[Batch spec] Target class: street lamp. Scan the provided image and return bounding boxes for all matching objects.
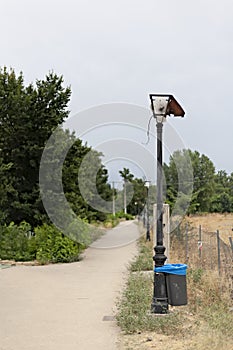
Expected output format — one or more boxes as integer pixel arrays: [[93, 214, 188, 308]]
[[145, 181, 151, 241], [150, 94, 185, 314], [134, 201, 138, 218]]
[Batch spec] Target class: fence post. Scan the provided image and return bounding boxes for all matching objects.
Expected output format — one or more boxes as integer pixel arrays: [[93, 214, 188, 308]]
[[198, 225, 202, 261], [177, 223, 181, 241], [209, 233, 213, 270], [185, 223, 189, 264], [229, 237, 233, 255], [216, 230, 221, 275]]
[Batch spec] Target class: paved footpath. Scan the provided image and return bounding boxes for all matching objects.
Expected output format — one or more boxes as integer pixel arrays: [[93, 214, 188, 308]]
[[0, 221, 140, 350]]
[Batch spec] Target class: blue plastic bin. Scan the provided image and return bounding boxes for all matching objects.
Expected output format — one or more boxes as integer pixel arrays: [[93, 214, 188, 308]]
[[154, 264, 188, 306]]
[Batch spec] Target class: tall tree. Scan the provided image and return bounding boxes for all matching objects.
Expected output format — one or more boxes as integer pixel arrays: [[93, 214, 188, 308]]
[[0, 68, 71, 226], [164, 149, 216, 214], [126, 178, 156, 217], [62, 137, 112, 222], [0, 67, 112, 226], [118, 169, 156, 216], [0, 159, 15, 222], [210, 170, 233, 212]]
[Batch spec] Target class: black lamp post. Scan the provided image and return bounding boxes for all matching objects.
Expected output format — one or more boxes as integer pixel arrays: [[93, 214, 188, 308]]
[[123, 179, 127, 214], [143, 207, 146, 227], [134, 201, 138, 218], [149, 94, 185, 314], [145, 181, 151, 241]]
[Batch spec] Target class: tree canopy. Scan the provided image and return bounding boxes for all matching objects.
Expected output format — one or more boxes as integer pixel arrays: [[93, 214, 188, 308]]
[[118, 168, 156, 216], [0, 67, 112, 227], [163, 149, 233, 214], [1, 67, 233, 232]]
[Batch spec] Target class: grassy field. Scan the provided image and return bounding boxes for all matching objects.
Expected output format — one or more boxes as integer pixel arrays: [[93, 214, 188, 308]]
[[186, 213, 233, 245], [117, 218, 233, 350]]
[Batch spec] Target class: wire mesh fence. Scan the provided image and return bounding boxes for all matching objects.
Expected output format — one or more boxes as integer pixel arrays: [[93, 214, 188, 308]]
[[170, 221, 233, 277]]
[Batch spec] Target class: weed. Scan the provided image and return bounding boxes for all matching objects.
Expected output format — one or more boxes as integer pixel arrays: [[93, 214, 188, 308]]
[[118, 218, 233, 349], [130, 239, 153, 272], [188, 268, 204, 284], [202, 303, 233, 336], [117, 231, 233, 342], [116, 272, 184, 335]]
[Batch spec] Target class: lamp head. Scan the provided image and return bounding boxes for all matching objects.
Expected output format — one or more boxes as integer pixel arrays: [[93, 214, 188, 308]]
[[144, 181, 150, 188], [149, 94, 185, 122]]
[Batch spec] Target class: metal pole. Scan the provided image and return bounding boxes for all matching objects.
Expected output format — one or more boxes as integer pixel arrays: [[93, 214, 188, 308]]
[[112, 182, 115, 216], [198, 225, 202, 260], [124, 180, 127, 214], [156, 122, 163, 246], [146, 186, 151, 241], [198, 225, 202, 268], [210, 233, 213, 270], [151, 121, 168, 314], [229, 236, 233, 254], [216, 230, 221, 275], [185, 223, 189, 264], [142, 205, 146, 227]]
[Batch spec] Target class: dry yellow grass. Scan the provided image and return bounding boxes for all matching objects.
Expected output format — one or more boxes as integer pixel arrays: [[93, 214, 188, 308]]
[[119, 329, 233, 350], [185, 213, 233, 245]]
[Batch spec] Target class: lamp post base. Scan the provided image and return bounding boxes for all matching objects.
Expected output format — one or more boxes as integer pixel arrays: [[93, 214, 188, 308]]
[[151, 299, 168, 314], [151, 272, 168, 314], [151, 245, 168, 314]]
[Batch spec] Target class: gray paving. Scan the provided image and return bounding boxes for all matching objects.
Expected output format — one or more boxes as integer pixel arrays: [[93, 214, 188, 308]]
[[0, 221, 140, 350]]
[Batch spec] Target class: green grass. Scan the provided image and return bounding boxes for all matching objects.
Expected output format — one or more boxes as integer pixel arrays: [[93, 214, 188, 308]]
[[129, 238, 153, 272], [116, 235, 233, 338], [116, 272, 183, 335]]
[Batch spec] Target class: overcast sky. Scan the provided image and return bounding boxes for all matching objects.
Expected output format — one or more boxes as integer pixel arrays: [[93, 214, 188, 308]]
[[1, 0, 233, 180]]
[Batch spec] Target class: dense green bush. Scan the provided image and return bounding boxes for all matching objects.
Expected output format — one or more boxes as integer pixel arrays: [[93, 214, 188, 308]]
[[0, 221, 36, 261], [34, 224, 82, 264], [0, 222, 83, 264]]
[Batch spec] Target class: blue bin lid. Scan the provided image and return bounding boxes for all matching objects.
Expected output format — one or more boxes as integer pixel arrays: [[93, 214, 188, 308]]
[[154, 263, 188, 275]]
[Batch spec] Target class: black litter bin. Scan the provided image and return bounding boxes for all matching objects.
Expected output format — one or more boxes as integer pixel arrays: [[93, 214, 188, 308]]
[[154, 264, 188, 306]]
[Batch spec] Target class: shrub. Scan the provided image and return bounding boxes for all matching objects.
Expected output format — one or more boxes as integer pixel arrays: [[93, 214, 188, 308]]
[[0, 222, 83, 264], [0, 221, 36, 261], [34, 224, 83, 264], [116, 211, 134, 220], [103, 214, 120, 228]]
